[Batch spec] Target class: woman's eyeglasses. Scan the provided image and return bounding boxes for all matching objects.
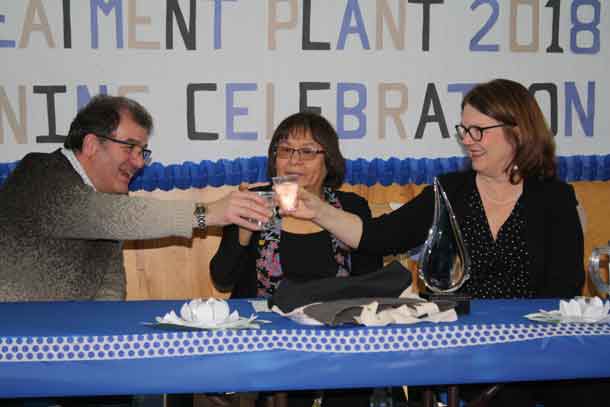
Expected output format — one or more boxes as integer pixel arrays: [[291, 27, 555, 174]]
[[275, 146, 324, 161], [95, 134, 152, 164], [455, 123, 514, 142]]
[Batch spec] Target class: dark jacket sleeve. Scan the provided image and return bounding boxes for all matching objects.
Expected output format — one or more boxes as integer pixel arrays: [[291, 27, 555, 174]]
[[336, 191, 383, 275], [209, 225, 257, 296], [537, 182, 585, 297], [358, 185, 436, 256]]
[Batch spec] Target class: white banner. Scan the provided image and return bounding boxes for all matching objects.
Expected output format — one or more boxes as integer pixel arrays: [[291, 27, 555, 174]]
[[1, 0, 608, 166]]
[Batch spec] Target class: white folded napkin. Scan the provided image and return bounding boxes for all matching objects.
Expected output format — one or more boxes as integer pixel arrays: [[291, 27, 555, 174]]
[[525, 296, 610, 324], [271, 303, 324, 326], [155, 298, 261, 329], [355, 301, 457, 326], [273, 298, 458, 326]]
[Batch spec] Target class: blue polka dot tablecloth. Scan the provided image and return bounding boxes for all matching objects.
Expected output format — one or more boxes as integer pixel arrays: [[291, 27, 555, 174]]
[[2, 322, 610, 363]]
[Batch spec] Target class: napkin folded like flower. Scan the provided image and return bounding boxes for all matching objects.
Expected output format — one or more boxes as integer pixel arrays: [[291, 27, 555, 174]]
[[559, 297, 610, 323], [155, 298, 260, 329], [525, 297, 610, 324]]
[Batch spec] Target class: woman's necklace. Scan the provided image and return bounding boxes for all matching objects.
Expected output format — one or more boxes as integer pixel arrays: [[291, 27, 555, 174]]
[[476, 177, 523, 205], [478, 189, 521, 205]]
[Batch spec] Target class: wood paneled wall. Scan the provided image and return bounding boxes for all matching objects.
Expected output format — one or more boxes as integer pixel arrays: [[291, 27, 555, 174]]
[[124, 186, 235, 300], [123, 182, 610, 300]]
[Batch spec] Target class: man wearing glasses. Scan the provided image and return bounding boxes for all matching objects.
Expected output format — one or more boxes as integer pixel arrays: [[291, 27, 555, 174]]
[[0, 94, 271, 302]]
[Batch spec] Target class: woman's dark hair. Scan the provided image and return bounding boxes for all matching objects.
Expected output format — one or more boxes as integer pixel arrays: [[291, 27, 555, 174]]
[[267, 111, 345, 189], [64, 95, 153, 151], [462, 79, 556, 183]]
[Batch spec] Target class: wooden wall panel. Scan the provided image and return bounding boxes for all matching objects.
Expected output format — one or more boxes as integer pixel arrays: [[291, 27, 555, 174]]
[[124, 186, 236, 300], [123, 182, 610, 300]]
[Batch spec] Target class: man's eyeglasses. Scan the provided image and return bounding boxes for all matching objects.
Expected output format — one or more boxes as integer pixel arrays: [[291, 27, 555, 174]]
[[275, 146, 324, 161], [455, 123, 514, 142], [95, 134, 152, 164]]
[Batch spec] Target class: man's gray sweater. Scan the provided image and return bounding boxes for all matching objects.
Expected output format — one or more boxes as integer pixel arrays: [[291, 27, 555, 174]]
[[0, 150, 195, 301]]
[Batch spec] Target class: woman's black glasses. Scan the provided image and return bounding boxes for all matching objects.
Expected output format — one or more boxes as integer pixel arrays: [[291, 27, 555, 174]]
[[455, 123, 514, 142]]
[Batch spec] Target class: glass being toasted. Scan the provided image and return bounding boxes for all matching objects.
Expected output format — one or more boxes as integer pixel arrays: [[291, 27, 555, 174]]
[[272, 174, 299, 212], [250, 190, 278, 229]]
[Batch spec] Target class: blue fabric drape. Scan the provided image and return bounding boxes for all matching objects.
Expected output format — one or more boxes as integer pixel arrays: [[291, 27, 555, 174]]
[[1, 155, 609, 191]]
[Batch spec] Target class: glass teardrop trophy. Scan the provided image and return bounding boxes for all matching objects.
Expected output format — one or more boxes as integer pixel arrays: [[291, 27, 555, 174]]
[[418, 178, 472, 313]]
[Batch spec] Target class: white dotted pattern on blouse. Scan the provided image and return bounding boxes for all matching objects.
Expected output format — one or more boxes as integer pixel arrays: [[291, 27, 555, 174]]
[[461, 189, 534, 299]]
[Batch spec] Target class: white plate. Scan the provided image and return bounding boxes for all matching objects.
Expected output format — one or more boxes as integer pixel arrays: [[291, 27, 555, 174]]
[[525, 310, 610, 324], [147, 315, 265, 330]]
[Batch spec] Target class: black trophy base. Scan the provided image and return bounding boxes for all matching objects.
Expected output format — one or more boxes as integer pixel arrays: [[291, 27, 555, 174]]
[[422, 291, 471, 315]]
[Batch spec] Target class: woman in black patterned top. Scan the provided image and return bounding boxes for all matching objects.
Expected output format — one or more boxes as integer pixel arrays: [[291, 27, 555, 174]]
[[289, 79, 592, 407], [292, 79, 584, 301]]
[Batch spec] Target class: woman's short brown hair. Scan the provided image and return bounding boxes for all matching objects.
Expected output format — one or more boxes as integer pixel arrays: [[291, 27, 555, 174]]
[[267, 112, 345, 189], [462, 79, 556, 183]]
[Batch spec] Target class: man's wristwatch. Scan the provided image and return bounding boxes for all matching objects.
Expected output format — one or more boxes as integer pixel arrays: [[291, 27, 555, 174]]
[[194, 202, 207, 231]]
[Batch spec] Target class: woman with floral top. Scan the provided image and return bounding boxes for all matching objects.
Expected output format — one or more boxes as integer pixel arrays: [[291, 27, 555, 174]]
[[210, 111, 382, 300], [210, 111, 383, 407]]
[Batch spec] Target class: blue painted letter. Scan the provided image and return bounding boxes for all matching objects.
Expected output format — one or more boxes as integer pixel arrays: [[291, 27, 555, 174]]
[[77, 85, 108, 110], [0, 14, 16, 48], [90, 0, 124, 49], [337, 82, 367, 139], [565, 81, 595, 137], [214, 0, 237, 49], [337, 0, 370, 50], [226, 83, 258, 140]]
